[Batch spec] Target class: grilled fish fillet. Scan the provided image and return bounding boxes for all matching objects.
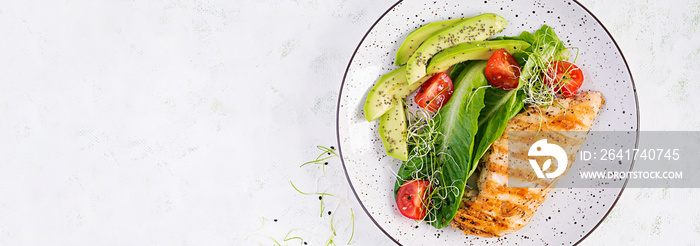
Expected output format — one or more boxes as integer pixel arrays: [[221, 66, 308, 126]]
[[450, 91, 605, 237]]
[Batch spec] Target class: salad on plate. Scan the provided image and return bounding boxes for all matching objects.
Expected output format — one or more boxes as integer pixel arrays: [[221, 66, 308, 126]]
[[362, 13, 603, 237]]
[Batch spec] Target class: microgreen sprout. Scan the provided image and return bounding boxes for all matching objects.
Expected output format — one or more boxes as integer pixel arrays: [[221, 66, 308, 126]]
[[348, 208, 355, 245], [268, 237, 283, 246], [259, 216, 269, 229], [290, 181, 336, 197], [325, 237, 337, 246], [300, 146, 340, 175], [330, 212, 337, 236], [290, 181, 336, 217], [283, 230, 305, 246], [401, 108, 461, 224], [276, 146, 353, 245], [518, 26, 578, 108]]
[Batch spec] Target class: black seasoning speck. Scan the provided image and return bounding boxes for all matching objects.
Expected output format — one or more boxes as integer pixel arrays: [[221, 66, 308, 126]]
[[324, 162, 328, 165], [318, 196, 322, 200], [328, 211, 332, 215], [330, 146, 335, 150], [304, 242, 308, 245], [274, 219, 278, 222]]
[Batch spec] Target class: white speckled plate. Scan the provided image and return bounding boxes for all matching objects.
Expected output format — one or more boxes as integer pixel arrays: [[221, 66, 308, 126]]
[[336, 0, 639, 245]]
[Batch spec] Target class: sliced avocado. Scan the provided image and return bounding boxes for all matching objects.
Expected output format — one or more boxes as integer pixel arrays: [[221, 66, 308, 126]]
[[426, 40, 531, 75], [379, 100, 408, 161], [363, 66, 423, 122], [394, 73, 427, 98], [363, 67, 406, 122], [395, 18, 467, 66], [405, 13, 507, 85]]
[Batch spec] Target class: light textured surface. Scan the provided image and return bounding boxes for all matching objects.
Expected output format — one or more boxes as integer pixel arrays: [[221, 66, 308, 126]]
[[0, 0, 697, 245]]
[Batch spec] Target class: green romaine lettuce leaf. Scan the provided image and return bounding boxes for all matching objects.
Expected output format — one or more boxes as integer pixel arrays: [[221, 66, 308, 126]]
[[430, 61, 488, 228], [470, 88, 525, 175], [449, 62, 467, 81], [469, 25, 564, 175], [395, 61, 488, 228]]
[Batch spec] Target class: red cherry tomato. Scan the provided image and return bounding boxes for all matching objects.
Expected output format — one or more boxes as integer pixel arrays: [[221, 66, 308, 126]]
[[484, 48, 521, 90], [414, 72, 453, 111], [543, 61, 584, 97], [396, 180, 431, 220]]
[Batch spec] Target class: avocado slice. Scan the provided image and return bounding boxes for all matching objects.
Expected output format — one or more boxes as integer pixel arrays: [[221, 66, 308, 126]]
[[405, 13, 507, 85], [395, 18, 467, 66], [363, 66, 423, 122], [426, 40, 531, 75], [379, 100, 408, 161]]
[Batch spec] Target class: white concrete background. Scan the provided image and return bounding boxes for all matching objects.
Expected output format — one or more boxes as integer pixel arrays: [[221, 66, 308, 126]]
[[0, 0, 699, 245]]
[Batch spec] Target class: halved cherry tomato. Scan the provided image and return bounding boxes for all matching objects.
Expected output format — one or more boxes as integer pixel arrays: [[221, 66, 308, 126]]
[[484, 48, 521, 90], [415, 72, 453, 111], [396, 180, 431, 220], [543, 61, 584, 97]]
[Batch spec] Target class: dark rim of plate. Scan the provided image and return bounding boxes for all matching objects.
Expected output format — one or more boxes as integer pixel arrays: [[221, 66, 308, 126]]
[[335, 1, 640, 245]]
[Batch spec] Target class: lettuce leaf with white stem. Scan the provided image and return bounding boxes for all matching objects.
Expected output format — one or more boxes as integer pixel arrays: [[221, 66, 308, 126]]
[[470, 88, 525, 175], [395, 61, 488, 228], [469, 25, 567, 174], [429, 61, 488, 228]]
